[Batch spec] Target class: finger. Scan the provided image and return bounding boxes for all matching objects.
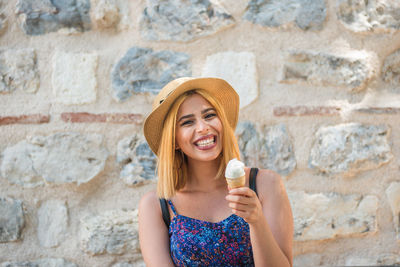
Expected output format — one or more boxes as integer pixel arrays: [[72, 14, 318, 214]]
[[229, 187, 256, 197], [228, 202, 249, 212], [232, 209, 250, 221], [225, 194, 253, 205]]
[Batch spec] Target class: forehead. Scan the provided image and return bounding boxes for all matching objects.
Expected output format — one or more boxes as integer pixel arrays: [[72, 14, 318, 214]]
[[177, 93, 213, 115]]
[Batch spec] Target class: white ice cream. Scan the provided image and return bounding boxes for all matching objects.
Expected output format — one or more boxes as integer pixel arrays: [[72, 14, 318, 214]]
[[225, 158, 245, 178]]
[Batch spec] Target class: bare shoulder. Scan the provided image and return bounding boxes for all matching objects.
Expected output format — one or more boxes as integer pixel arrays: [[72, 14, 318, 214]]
[[256, 169, 288, 203], [139, 190, 160, 214]]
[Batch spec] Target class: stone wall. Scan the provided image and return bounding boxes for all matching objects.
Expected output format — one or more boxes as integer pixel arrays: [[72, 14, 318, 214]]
[[0, 0, 399, 266]]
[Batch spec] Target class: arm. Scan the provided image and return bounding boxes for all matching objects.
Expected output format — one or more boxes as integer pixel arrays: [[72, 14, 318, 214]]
[[138, 191, 175, 267], [225, 169, 293, 267]]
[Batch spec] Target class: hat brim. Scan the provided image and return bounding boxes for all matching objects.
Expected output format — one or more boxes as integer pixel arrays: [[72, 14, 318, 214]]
[[144, 77, 239, 155]]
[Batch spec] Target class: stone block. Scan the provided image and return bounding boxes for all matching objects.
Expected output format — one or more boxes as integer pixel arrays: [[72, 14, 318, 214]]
[[37, 200, 68, 248], [386, 182, 400, 241], [244, 0, 326, 30], [139, 0, 235, 42], [0, 197, 24, 242], [289, 191, 378, 241], [309, 123, 393, 176], [281, 50, 377, 92], [382, 49, 400, 85], [16, 0, 91, 35], [80, 209, 139, 255], [1, 258, 77, 267], [90, 0, 120, 29], [202, 51, 258, 109], [345, 254, 400, 266], [52, 51, 98, 105], [0, 49, 39, 94], [111, 47, 191, 101], [116, 134, 157, 186], [236, 121, 296, 176], [1, 132, 108, 187], [273, 106, 340, 116], [61, 112, 142, 124], [337, 0, 400, 33]]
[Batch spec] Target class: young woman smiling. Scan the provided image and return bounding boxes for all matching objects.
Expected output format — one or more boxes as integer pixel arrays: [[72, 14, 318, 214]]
[[139, 77, 293, 267]]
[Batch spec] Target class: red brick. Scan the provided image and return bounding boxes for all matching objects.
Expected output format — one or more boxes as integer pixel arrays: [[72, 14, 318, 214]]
[[61, 112, 143, 124], [0, 114, 50, 125], [274, 106, 341, 116]]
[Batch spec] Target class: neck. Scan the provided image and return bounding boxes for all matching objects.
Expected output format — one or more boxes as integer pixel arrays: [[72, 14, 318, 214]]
[[184, 156, 225, 192]]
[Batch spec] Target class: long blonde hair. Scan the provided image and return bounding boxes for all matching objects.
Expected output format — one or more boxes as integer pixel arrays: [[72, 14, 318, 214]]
[[157, 89, 240, 199]]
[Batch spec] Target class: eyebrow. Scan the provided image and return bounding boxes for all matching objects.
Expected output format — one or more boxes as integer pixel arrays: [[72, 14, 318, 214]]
[[178, 108, 216, 122]]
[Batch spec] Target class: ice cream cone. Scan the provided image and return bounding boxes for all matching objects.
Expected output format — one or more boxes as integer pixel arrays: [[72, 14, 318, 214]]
[[226, 175, 246, 189]]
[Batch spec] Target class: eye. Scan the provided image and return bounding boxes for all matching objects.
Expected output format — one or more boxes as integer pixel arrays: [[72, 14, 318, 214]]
[[205, 113, 217, 119], [180, 120, 193, 126]]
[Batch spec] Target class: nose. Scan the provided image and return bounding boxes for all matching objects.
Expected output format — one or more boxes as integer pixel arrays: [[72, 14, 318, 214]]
[[196, 119, 209, 133]]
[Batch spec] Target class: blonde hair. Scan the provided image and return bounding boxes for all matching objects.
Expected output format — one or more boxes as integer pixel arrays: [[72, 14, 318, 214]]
[[157, 89, 240, 199]]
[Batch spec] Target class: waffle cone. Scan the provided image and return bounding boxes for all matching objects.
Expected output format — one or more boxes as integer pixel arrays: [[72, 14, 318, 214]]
[[226, 175, 246, 188]]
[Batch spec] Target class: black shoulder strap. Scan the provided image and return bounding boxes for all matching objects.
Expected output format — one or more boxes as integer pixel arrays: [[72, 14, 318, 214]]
[[249, 168, 259, 197], [159, 198, 170, 228]]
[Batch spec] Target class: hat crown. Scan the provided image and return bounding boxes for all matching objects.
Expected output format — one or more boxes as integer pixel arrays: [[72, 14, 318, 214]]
[[153, 77, 193, 110]]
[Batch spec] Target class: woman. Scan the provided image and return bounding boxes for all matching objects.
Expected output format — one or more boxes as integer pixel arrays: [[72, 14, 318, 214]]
[[139, 77, 293, 266]]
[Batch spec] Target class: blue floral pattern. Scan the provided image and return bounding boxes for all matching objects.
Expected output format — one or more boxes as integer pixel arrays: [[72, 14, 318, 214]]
[[168, 200, 254, 266]]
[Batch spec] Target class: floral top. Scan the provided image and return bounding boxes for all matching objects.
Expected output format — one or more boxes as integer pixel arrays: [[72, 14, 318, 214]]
[[168, 200, 254, 266]]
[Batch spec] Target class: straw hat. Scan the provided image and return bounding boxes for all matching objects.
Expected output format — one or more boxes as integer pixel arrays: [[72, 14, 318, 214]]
[[144, 77, 239, 155]]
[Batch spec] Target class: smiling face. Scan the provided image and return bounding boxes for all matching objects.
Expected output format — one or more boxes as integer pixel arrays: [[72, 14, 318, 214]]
[[175, 93, 223, 164]]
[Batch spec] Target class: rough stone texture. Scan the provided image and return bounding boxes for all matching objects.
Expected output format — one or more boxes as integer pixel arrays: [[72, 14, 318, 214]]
[[0, 2, 7, 36], [80, 209, 139, 255], [273, 106, 341, 116], [15, 0, 91, 35], [1, 132, 108, 187], [337, 0, 400, 33], [382, 49, 400, 85], [345, 254, 400, 266], [37, 200, 68, 248], [139, 0, 235, 42], [244, 0, 326, 30], [202, 51, 258, 108], [52, 51, 98, 105], [385, 182, 400, 240], [309, 123, 393, 176], [235, 122, 296, 176], [236, 121, 261, 168], [0, 197, 24, 243], [289, 191, 378, 241], [0, 49, 39, 94], [111, 263, 134, 267], [116, 134, 157, 186], [111, 47, 191, 101], [90, 0, 120, 29], [1, 258, 77, 267], [260, 124, 296, 176], [281, 50, 377, 92]]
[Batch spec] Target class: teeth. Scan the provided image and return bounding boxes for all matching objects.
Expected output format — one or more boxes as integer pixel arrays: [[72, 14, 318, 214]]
[[196, 137, 214, 146]]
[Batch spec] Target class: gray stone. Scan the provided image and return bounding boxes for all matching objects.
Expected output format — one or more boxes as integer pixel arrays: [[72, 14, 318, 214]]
[[236, 121, 261, 168], [345, 254, 400, 266], [80, 209, 139, 255], [236, 122, 296, 176], [116, 134, 157, 186], [309, 123, 393, 176], [0, 197, 24, 242], [289, 191, 378, 241], [111, 263, 134, 267], [139, 0, 235, 42], [111, 47, 191, 101], [1, 132, 108, 187], [260, 124, 296, 176], [37, 200, 68, 248], [16, 0, 91, 35], [1, 258, 77, 267], [0, 49, 39, 94], [382, 49, 400, 85], [337, 0, 400, 33], [244, 0, 326, 30], [0, 2, 7, 36], [281, 50, 376, 92]]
